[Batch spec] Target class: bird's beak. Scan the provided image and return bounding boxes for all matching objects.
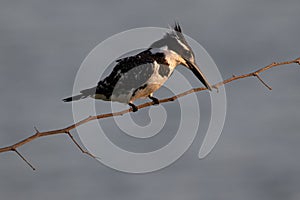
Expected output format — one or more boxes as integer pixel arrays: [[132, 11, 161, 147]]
[[183, 59, 212, 91]]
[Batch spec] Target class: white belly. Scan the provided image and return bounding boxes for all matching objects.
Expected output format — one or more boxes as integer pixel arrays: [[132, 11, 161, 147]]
[[104, 61, 175, 104], [110, 89, 135, 103]]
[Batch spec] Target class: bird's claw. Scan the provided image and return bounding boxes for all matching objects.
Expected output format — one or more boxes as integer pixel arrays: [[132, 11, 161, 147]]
[[149, 96, 159, 105], [129, 103, 138, 112]]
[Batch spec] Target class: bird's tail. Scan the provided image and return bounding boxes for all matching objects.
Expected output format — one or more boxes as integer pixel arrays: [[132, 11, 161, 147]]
[[63, 87, 96, 102], [62, 94, 88, 102]]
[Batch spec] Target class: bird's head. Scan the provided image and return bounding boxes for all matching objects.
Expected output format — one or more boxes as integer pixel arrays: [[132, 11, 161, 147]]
[[150, 22, 212, 91]]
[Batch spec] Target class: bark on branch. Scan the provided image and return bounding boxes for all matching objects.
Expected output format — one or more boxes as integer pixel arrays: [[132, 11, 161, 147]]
[[0, 57, 299, 170]]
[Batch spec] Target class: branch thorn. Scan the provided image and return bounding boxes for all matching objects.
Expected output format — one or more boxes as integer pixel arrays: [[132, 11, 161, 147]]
[[65, 131, 98, 159], [12, 148, 35, 170], [34, 126, 40, 134], [254, 73, 272, 90]]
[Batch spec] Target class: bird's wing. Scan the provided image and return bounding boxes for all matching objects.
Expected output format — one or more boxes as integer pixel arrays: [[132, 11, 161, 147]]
[[112, 62, 155, 96], [95, 49, 167, 99]]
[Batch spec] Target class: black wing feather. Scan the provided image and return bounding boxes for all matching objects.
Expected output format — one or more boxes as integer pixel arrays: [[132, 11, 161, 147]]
[[96, 49, 168, 99]]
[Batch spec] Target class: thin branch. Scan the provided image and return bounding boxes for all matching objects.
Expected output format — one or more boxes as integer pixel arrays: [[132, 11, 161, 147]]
[[12, 148, 35, 170], [0, 57, 299, 170], [65, 131, 97, 159], [253, 73, 272, 90]]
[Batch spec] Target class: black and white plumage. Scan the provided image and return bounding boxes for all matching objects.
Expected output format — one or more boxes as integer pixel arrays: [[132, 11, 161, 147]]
[[63, 23, 212, 112]]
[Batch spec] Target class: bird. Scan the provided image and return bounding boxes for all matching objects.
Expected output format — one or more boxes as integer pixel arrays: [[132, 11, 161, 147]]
[[63, 22, 212, 112]]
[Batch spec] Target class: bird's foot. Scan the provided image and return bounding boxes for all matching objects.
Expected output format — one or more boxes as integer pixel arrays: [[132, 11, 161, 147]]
[[129, 103, 138, 112], [148, 96, 159, 105]]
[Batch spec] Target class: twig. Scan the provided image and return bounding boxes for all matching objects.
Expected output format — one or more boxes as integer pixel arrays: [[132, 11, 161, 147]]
[[253, 73, 272, 90], [0, 57, 299, 170], [65, 131, 97, 159], [12, 148, 35, 170]]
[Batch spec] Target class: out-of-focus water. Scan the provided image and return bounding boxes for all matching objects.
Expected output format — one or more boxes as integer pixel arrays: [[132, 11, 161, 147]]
[[0, 0, 300, 199]]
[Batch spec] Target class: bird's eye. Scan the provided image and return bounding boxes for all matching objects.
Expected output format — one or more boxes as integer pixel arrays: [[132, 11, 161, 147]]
[[183, 50, 191, 59]]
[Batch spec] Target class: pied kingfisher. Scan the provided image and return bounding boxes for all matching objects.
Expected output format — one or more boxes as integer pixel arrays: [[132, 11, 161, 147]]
[[63, 23, 212, 112]]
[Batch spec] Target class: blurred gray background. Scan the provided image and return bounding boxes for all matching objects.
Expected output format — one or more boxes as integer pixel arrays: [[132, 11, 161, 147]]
[[0, 0, 300, 199]]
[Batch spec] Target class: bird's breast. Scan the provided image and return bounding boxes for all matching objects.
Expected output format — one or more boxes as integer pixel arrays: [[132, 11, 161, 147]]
[[147, 61, 172, 84], [110, 91, 134, 103], [130, 83, 162, 102]]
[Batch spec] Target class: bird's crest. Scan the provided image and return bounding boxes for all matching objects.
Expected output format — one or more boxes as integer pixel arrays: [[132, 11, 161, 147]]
[[150, 22, 195, 63], [173, 22, 182, 33], [151, 22, 190, 49], [166, 22, 184, 39]]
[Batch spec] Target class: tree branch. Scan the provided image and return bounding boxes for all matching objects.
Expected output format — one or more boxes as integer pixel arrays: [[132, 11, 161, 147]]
[[0, 57, 299, 170]]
